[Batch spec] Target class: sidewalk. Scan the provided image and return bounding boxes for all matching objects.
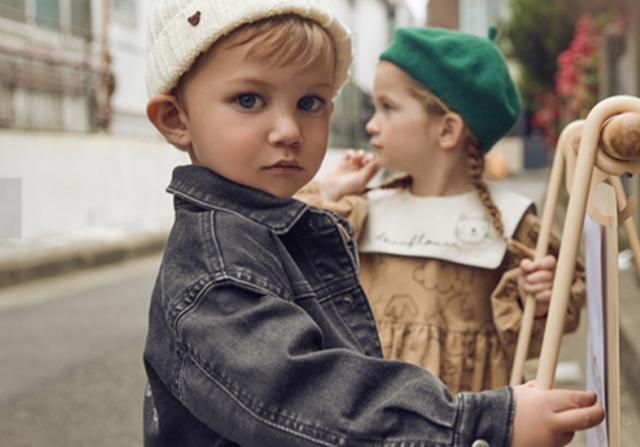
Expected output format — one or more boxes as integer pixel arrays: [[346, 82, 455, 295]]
[[0, 227, 168, 289]]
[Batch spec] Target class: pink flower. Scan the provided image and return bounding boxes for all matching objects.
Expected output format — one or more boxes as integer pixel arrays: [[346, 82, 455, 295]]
[[529, 13, 624, 147]]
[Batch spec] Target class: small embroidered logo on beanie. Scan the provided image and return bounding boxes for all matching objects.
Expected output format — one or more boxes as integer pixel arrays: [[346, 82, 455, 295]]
[[188, 11, 201, 26]]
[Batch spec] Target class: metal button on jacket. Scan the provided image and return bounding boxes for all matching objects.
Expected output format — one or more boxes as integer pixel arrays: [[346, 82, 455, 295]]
[[471, 440, 490, 447]]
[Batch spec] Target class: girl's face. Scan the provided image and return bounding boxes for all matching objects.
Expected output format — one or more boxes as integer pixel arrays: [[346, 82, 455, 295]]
[[365, 61, 443, 174]]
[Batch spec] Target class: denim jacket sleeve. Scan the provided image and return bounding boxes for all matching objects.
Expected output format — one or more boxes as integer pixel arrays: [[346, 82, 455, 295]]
[[162, 279, 515, 447]]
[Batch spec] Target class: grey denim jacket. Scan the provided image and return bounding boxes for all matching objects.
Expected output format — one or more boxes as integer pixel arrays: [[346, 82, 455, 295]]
[[143, 165, 515, 447]]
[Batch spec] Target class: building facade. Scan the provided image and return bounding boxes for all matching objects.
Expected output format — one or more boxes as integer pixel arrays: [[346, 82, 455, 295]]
[[0, 0, 418, 243], [427, 0, 509, 36], [0, 0, 99, 132]]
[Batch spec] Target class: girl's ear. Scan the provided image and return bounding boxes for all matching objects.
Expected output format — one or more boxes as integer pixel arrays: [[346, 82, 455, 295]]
[[146, 94, 191, 150], [438, 112, 465, 151]]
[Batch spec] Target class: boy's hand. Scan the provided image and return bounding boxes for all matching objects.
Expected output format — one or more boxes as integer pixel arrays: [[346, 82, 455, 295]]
[[518, 255, 556, 317], [316, 149, 380, 201], [512, 381, 604, 447]]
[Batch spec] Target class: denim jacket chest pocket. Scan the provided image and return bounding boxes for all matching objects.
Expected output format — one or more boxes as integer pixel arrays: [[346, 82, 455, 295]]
[[281, 212, 383, 358]]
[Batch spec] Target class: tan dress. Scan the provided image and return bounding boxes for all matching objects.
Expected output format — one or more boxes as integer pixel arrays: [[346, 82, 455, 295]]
[[296, 180, 585, 393]]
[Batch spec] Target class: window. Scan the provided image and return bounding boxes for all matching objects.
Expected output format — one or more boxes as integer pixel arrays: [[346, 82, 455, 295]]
[[0, 0, 91, 39], [70, 0, 91, 38], [35, 0, 60, 30]]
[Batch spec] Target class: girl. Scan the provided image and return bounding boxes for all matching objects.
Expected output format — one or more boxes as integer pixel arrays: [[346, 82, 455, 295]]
[[298, 26, 585, 393]]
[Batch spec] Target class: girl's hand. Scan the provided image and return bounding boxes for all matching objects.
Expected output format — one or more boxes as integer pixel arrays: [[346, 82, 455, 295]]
[[512, 381, 604, 447], [518, 255, 556, 317], [316, 149, 380, 201]]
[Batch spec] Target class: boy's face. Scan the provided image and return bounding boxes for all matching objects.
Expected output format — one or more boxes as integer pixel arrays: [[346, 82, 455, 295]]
[[164, 39, 335, 198]]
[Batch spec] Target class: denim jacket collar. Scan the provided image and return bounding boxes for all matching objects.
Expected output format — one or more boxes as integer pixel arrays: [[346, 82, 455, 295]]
[[167, 165, 309, 234]]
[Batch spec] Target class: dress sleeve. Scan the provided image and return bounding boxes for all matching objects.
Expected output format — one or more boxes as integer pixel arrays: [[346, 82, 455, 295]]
[[491, 211, 586, 360], [295, 181, 370, 239]]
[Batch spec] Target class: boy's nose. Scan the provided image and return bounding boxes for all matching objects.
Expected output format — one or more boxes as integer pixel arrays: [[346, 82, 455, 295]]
[[268, 112, 303, 147]]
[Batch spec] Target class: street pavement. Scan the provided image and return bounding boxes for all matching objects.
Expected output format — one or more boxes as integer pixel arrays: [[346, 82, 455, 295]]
[[0, 255, 160, 447]]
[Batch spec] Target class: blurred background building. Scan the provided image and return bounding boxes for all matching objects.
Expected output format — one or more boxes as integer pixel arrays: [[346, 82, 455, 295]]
[[1, 0, 639, 274], [0, 0, 417, 258]]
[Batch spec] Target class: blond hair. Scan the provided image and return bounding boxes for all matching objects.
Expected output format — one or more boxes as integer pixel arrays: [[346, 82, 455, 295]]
[[404, 77, 505, 237], [176, 14, 337, 97], [227, 15, 336, 80]]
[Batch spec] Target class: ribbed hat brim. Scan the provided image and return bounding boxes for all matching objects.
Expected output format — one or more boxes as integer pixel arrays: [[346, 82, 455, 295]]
[[146, 0, 352, 97]]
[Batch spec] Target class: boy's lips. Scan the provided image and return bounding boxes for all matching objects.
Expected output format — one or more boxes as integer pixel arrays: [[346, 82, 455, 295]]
[[264, 159, 303, 171]]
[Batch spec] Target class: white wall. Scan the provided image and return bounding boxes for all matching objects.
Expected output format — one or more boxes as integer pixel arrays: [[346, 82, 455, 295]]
[[0, 128, 357, 246], [321, 0, 417, 93], [459, 0, 509, 36], [0, 131, 187, 242], [352, 0, 391, 92], [106, 0, 157, 136]]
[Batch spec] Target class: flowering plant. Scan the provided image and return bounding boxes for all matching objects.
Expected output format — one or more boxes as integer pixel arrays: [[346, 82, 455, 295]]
[[555, 14, 602, 129], [532, 14, 608, 146]]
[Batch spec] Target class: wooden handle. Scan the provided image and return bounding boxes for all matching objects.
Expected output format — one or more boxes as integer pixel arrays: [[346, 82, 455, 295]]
[[508, 121, 583, 386]]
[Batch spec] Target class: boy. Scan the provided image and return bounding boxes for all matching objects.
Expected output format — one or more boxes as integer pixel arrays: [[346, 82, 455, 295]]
[[143, 1, 603, 446]]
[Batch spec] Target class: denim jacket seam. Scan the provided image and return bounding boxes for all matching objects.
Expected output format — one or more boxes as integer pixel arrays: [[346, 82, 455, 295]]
[[361, 438, 450, 447], [288, 279, 316, 300], [181, 352, 347, 447], [326, 297, 367, 352], [175, 353, 188, 401], [168, 274, 293, 342], [313, 275, 361, 302], [504, 386, 516, 447], [166, 275, 214, 339], [206, 210, 225, 272], [314, 279, 382, 356], [225, 268, 293, 301], [168, 186, 306, 234], [330, 215, 360, 272], [452, 393, 465, 446]]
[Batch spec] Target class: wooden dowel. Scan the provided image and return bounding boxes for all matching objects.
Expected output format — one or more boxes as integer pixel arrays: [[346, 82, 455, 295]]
[[536, 95, 640, 388], [610, 176, 640, 275], [509, 121, 582, 386]]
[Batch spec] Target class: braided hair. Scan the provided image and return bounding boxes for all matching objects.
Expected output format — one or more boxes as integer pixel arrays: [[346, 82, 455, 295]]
[[465, 138, 504, 237], [403, 77, 506, 237]]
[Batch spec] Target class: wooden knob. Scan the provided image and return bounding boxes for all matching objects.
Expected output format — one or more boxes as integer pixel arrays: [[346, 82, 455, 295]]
[[601, 112, 640, 161]]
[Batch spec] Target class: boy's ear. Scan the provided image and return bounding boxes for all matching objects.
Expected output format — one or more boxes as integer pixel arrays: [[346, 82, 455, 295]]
[[438, 112, 465, 151], [146, 94, 191, 149]]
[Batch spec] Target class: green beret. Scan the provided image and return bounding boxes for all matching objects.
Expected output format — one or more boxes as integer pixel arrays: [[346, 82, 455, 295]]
[[380, 27, 521, 152]]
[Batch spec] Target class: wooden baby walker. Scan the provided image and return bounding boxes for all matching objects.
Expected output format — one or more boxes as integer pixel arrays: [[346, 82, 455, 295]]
[[509, 95, 640, 447]]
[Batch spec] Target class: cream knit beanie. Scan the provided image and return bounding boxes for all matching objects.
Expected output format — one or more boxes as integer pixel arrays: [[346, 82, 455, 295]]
[[146, 0, 353, 97]]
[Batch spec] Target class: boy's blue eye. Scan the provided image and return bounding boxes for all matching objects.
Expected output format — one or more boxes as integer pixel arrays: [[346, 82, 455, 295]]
[[235, 94, 265, 109], [298, 96, 324, 112]]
